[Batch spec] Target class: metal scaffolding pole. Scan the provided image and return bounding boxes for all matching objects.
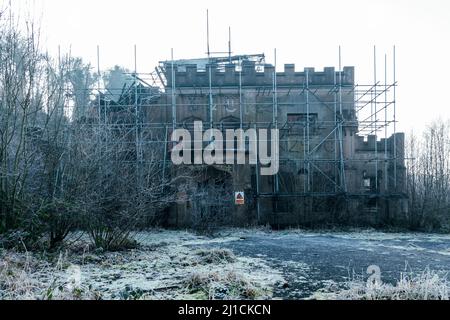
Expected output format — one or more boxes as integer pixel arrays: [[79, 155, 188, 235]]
[[206, 9, 210, 59], [162, 125, 168, 192], [255, 123, 261, 223], [275, 50, 278, 130], [334, 64, 338, 193], [306, 68, 311, 192], [384, 53, 388, 193], [374, 46, 378, 193], [208, 57, 213, 129], [273, 49, 279, 194], [228, 26, 232, 64], [393, 45, 397, 190], [338, 46, 347, 192], [171, 48, 176, 131], [239, 58, 243, 129], [303, 126, 307, 192]]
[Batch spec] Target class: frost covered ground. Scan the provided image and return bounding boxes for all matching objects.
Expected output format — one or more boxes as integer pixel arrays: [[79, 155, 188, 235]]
[[0, 230, 283, 300], [208, 228, 450, 299], [0, 228, 449, 300]]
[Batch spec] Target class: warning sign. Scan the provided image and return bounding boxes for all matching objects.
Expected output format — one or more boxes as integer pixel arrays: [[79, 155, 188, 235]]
[[235, 192, 245, 205]]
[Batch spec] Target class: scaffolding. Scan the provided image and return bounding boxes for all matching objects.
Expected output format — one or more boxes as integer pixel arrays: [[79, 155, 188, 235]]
[[64, 44, 404, 225]]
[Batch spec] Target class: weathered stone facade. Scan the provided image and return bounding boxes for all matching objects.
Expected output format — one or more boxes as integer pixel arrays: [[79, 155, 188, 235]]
[[145, 58, 407, 227]]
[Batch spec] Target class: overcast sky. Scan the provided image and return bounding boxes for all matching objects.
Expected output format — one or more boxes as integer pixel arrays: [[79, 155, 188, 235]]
[[7, 0, 450, 135]]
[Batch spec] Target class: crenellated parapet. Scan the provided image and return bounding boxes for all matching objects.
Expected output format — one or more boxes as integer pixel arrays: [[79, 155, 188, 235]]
[[166, 62, 355, 88], [355, 133, 405, 154]]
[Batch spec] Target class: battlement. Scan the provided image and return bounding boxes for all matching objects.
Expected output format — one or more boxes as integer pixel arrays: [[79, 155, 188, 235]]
[[355, 133, 405, 154], [165, 62, 354, 88]]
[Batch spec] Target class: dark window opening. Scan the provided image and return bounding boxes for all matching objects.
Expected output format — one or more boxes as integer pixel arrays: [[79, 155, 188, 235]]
[[368, 198, 377, 207], [298, 168, 309, 175], [287, 113, 318, 124], [362, 170, 382, 193], [287, 113, 318, 135]]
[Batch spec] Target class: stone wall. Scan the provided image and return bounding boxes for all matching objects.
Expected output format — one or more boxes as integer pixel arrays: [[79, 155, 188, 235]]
[[146, 61, 407, 227]]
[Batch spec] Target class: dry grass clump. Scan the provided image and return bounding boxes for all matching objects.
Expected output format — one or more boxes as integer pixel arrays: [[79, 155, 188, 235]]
[[0, 251, 101, 300], [194, 248, 237, 265], [312, 268, 449, 300], [183, 270, 263, 300], [0, 252, 41, 299], [0, 232, 281, 301], [182, 248, 273, 300]]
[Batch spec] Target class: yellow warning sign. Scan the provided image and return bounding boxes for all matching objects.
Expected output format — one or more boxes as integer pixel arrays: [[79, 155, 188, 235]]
[[235, 192, 245, 205]]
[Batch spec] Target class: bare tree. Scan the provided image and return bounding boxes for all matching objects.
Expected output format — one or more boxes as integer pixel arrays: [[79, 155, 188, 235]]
[[406, 120, 450, 231]]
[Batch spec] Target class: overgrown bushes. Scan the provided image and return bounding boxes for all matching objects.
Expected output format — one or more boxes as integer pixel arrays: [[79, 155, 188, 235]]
[[0, 7, 176, 251]]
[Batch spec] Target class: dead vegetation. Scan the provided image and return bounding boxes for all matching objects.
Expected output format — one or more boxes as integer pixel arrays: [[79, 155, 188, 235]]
[[0, 250, 102, 300], [183, 270, 263, 300], [194, 249, 236, 265], [0, 231, 282, 300], [311, 268, 449, 300]]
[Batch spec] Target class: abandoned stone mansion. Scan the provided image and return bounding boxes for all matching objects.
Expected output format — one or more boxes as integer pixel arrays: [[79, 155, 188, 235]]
[[100, 53, 407, 227]]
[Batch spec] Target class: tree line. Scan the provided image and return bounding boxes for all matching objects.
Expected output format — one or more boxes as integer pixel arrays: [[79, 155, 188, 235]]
[[406, 121, 450, 231]]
